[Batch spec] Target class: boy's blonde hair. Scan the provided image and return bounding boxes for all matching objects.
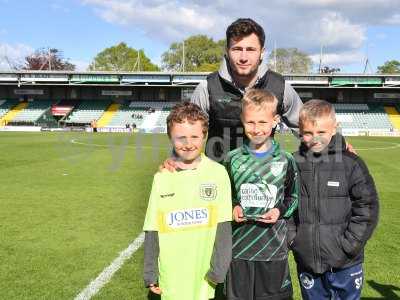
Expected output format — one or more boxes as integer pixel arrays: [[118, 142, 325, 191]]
[[166, 102, 209, 138], [242, 89, 278, 115], [299, 99, 336, 127]]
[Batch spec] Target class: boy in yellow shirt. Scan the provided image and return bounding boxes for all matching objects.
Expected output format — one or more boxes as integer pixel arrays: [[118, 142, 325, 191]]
[[143, 102, 232, 300]]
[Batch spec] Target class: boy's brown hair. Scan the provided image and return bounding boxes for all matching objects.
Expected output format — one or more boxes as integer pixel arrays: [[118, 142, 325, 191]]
[[242, 88, 278, 115], [167, 102, 209, 138], [299, 99, 336, 127]]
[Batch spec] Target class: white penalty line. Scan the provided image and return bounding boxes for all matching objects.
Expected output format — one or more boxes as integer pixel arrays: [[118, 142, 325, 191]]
[[74, 232, 145, 300]]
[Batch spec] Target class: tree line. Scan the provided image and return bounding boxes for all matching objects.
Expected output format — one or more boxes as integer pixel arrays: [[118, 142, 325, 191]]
[[8, 36, 400, 74]]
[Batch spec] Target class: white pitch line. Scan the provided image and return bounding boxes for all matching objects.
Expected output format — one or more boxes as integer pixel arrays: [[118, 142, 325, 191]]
[[355, 141, 400, 151], [74, 233, 145, 300]]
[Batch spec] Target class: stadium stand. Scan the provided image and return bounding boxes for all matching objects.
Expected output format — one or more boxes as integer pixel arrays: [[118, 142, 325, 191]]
[[107, 101, 146, 127], [139, 110, 162, 130], [155, 110, 171, 127], [0, 100, 23, 126], [97, 103, 121, 127], [138, 102, 177, 132], [334, 103, 369, 111], [64, 100, 111, 124], [0, 100, 17, 117], [9, 100, 53, 124], [1, 100, 54, 126], [334, 103, 393, 130], [52, 100, 77, 115], [384, 106, 400, 130], [0, 100, 19, 117], [1, 97, 396, 134], [106, 101, 177, 132]]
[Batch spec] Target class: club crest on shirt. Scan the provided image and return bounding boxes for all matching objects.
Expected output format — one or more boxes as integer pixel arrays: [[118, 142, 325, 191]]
[[270, 161, 285, 177], [238, 165, 247, 173], [217, 96, 232, 104], [300, 272, 314, 290], [199, 183, 217, 201]]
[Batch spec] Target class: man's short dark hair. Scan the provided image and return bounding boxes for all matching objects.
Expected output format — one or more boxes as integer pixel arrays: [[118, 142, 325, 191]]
[[226, 18, 265, 48]]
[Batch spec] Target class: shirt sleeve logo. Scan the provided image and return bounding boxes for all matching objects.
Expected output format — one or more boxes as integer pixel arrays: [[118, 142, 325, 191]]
[[200, 183, 217, 201]]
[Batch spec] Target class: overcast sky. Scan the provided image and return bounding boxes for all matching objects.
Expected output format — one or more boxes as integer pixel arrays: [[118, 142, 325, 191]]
[[0, 0, 399, 72]]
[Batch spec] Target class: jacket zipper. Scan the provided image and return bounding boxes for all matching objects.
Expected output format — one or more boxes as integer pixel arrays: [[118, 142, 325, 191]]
[[312, 161, 322, 273]]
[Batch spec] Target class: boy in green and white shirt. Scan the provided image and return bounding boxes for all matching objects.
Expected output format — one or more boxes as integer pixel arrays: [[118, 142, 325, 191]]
[[226, 89, 299, 300], [143, 102, 232, 300]]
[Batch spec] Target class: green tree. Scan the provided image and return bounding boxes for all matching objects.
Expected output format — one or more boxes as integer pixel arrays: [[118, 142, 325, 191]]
[[377, 60, 400, 74], [268, 48, 312, 74], [89, 42, 159, 71], [162, 35, 225, 72]]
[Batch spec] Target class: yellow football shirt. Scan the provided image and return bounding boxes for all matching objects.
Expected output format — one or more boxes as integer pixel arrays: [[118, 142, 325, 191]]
[[143, 154, 232, 300]]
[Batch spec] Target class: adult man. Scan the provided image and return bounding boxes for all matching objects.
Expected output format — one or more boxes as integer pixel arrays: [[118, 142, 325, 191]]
[[191, 18, 303, 161]]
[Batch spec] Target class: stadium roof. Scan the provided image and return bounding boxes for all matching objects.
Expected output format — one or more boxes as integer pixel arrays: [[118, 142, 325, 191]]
[[0, 71, 399, 88]]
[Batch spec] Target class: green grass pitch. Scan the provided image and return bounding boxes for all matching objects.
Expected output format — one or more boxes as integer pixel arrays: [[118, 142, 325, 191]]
[[0, 132, 399, 299]]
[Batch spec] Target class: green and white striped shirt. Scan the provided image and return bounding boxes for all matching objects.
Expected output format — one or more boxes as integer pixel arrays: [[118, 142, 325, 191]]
[[225, 140, 299, 261]]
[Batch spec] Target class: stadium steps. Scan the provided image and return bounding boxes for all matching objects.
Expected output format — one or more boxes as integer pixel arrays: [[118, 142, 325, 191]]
[[64, 100, 111, 124], [0, 100, 18, 118], [0, 102, 29, 126], [384, 106, 400, 130], [97, 103, 121, 127], [11, 100, 53, 124], [138, 110, 161, 130], [334, 103, 393, 131]]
